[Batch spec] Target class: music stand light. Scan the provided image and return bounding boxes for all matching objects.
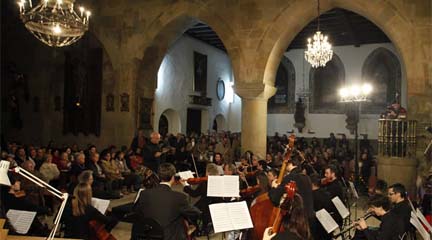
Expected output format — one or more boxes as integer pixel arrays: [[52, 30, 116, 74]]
[[0, 160, 68, 240]]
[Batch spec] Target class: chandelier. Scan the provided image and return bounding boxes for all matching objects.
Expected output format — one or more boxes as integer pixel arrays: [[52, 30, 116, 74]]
[[304, 0, 333, 68], [17, 0, 91, 47]]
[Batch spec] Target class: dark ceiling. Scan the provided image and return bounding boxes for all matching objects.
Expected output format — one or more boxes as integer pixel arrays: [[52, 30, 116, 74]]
[[184, 8, 391, 52]]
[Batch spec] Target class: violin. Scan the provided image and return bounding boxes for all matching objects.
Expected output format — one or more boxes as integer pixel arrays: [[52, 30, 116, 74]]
[[89, 220, 116, 240], [186, 176, 208, 185]]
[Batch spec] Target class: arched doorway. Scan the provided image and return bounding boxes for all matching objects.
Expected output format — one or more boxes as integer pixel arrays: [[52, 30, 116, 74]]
[[158, 114, 169, 137], [213, 114, 226, 132], [159, 109, 181, 135]]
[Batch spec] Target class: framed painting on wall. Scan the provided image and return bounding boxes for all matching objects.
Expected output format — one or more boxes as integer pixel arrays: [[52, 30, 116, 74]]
[[139, 97, 153, 130], [193, 51, 207, 94], [106, 93, 114, 112], [120, 93, 129, 112]]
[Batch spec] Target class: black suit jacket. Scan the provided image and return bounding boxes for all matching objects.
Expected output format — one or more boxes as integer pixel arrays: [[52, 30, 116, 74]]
[[133, 184, 200, 240], [362, 210, 405, 240], [268, 167, 314, 219]]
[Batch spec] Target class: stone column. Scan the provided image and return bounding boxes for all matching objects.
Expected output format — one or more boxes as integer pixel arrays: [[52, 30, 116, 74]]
[[235, 82, 276, 158], [241, 98, 268, 158]]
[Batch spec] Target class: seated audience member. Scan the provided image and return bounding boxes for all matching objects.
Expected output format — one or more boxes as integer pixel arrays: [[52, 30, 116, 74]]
[[39, 154, 60, 183], [114, 150, 141, 192], [19, 160, 47, 206], [132, 163, 200, 240], [263, 194, 311, 240], [63, 183, 118, 239], [353, 194, 406, 240], [100, 150, 124, 194]]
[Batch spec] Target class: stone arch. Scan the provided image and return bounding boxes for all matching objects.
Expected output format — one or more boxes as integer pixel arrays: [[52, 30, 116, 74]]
[[261, 0, 411, 97], [159, 109, 181, 134], [134, 3, 242, 128], [268, 56, 296, 113], [361, 47, 401, 113], [309, 53, 345, 113], [214, 114, 226, 132]]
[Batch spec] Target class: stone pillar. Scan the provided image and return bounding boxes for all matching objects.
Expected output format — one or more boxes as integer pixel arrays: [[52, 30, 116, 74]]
[[377, 157, 418, 195], [241, 98, 268, 158]]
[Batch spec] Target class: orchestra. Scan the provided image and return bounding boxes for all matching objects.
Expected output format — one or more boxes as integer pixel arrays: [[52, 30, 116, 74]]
[[1, 131, 418, 240]]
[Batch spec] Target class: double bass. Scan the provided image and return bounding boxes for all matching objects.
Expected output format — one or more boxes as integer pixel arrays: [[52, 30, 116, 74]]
[[250, 135, 296, 240]]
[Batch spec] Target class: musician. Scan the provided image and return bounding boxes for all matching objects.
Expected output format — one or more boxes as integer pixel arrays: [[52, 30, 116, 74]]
[[132, 163, 200, 240], [310, 174, 340, 240], [268, 156, 314, 221], [63, 183, 118, 239], [263, 194, 311, 240], [267, 168, 278, 186], [323, 164, 344, 202], [183, 163, 220, 234], [387, 183, 412, 232], [143, 132, 163, 172], [353, 194, 405, 240]]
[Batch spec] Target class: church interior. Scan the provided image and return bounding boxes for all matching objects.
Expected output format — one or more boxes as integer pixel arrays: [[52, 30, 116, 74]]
[[1, 0, 431, 239]]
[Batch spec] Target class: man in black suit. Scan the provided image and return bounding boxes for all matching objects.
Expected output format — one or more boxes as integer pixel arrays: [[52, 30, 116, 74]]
[[310, 174, 340, 240], [268, 155, 314, 221], [323, 164, 345, 202], [354, 194, 406, 240], [132, 163, 200, 240], [143, 132, 163, 172], [388, 183, 412, 233]]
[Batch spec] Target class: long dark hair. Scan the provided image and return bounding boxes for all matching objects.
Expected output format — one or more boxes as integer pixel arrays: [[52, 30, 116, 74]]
[[282, 194, 311, 239]]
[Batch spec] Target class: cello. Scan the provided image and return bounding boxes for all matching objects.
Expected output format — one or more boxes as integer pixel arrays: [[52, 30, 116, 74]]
[[250, 135, 296, 240]]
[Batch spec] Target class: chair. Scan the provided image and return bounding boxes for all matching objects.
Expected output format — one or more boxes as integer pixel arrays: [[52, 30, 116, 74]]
[[131, 217, 164, 240]]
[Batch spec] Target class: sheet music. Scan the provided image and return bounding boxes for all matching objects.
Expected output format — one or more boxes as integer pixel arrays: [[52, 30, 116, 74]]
[[207, 175, 240, 197], [348, 181, 359, 199], [178, 170, 194, 180], [332, 197, 350, 219], [92, 197, 110, 214], [416, 208, 432, 233], [316, 209, 339, 233], [209, 201, 253, 233], [411, 212, 430, 240], [6, 209, 36, 234]]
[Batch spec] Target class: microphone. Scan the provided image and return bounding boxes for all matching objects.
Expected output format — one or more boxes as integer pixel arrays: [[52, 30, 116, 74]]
[[426, 126, 432, 134]]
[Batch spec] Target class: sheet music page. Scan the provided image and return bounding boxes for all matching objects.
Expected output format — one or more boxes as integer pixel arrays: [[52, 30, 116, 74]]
[[316, 209, 339, 233], [92, 197, 110, 214], [178, 170, 195, 180], [411, 212, 430, 240], [416, 208, 432, 232], [207, 175, 240, 197], [228, 201, 254, 230], [6, 209, 36, 234], [332, 197, 350, 219], [348, 181, 359, 199], [209, 203, 233, 233]]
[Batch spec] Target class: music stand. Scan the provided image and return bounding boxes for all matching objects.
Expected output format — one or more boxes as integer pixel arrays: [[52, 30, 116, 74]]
[[0, 160, 68, 240]]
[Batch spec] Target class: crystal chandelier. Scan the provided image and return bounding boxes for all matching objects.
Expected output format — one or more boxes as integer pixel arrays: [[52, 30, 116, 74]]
[[304, 0, 333, 68], [17, 0, 91, 47]]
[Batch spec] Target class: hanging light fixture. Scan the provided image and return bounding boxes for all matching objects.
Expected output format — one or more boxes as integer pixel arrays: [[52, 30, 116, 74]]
[[17, 0, 91, 47], [304, 0, 333, 68]]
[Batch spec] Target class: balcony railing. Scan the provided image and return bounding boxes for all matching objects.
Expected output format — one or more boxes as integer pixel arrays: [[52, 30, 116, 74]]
[[378, 119, 417, 158]]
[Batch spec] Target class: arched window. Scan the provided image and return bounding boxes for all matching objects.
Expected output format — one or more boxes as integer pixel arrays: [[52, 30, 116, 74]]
[[361, 47, 401, 113], [268, 56, 296, 113], [309, 54, 345, 113]]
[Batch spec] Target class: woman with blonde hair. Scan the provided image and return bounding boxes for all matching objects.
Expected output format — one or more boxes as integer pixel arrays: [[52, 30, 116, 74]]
[[64, 183, 117, 239]]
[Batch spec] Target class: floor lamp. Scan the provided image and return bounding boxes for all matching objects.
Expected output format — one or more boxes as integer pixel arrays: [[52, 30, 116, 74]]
[[339, 83, 373, 188], [0, 160, 68, 240]]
